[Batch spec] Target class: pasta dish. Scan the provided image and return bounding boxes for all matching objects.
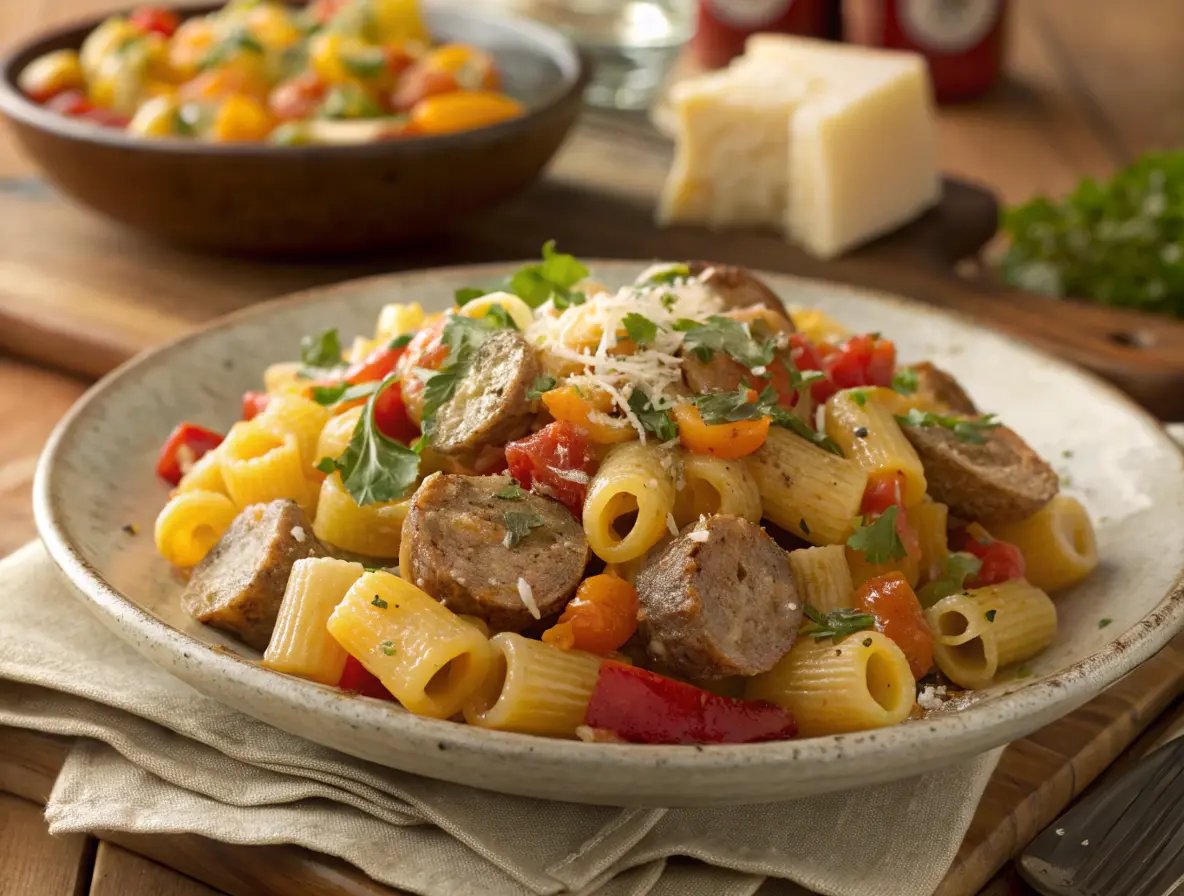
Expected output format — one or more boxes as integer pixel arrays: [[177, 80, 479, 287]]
[[152, 247, 1098, 744]]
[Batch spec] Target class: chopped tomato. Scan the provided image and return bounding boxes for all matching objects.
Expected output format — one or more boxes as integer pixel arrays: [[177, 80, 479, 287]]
[[156, 423, 224, 486], [854, 572, 934, 679], [269, 72, 328, 122], [129, 6, 181, 37], [825, 334, 896, 391], [45, 90, 93, 116], [583, 662, 797, 745], [241, 391, 270, 421], [345, 342, 406, 385], [542, 574, 638, 655], [955, 527, 1026, 587], [862, 471, 921, 562], [338, 656, 396, 701], [389, 66, 460, 112], [372, 377, 419, 444], [396, 315, 450, 424], [505, 421, 597, 518]]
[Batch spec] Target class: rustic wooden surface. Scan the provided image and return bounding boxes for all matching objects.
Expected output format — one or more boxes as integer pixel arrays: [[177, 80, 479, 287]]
[[1, 2, 1183, 895]]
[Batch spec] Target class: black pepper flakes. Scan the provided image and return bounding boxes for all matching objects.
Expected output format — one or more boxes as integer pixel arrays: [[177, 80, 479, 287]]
[[854, 426, 869, 439]]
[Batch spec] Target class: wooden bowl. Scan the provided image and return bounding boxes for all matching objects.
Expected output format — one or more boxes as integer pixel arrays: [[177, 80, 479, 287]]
[[0, 3, 589, 255]]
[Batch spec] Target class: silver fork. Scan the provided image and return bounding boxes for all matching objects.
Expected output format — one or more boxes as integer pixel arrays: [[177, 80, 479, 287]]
[[1018, 735, 1184, 896]]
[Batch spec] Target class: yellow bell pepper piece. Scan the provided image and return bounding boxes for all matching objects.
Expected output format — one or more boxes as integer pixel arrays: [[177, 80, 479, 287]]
[[79, 17, 140, 79], [128, 95, 179, 138], [409, 90, 523, 135], [17, 50, 85, 102], [210, 93, 274, 142]]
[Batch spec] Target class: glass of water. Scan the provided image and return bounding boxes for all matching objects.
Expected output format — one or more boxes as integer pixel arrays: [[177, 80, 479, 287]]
[[495, 0, 697, 110]]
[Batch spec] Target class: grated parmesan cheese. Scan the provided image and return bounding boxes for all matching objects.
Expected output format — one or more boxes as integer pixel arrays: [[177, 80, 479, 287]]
[[917, 685, 948, 712], [290, 526, 306, 543], [666, 513, 679, 537], [517, 577, 541, 620], [687, 530, 710, 543]]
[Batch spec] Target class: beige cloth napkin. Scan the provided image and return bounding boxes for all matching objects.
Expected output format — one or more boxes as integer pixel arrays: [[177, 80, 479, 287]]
[[0, 542, 1001, 896]]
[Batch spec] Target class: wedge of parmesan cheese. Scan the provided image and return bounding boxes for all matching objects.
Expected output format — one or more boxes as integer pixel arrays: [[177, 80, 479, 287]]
[[658, 36, 940, 259]]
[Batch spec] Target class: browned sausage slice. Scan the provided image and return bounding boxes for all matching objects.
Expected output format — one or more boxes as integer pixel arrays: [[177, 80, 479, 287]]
[[681, 306, 796, 396], [901, 420, 1058, 525], [399, 473, 588, 632], [182, 500, 326, 651], [430, 329, 540, 456], [909, 362, 979, 415], [635, 515, 802, 680], [686, 262, 792, 320]]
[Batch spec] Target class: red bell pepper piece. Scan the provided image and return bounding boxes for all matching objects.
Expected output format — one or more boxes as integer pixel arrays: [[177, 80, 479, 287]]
[[583, 662, 797, 745], [861, 471, 922, 563], [372, 377, 419, 444], [505, 421, 597, 518], [241, 391, 270, 421], [338, 656, 396, 701], [156, 423, 224, 486], [45, 89, 93, 116], [129, 6, 181, 37], [854, 572, 934, 679], [344, 343, 406, 385], [954, 527, 1026, 587]]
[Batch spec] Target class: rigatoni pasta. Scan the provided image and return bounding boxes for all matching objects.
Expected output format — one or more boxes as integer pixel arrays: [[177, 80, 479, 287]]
[[583, 442, 677, 563], [154, 490, 238, 567], [255, 394, 331, 469], [824, 388, 926, 506], [990, 496, 1098, 592], [313, 473, 409, 559], [788, 545, 854, 613], [263, 558, 365, 684], [219, 421, 313, 513], [912, 501, 950, 584], [671, 451, 762, 527]]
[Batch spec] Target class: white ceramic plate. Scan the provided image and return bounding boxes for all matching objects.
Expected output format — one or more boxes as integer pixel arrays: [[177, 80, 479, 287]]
[[34, 262, 1184, 807]]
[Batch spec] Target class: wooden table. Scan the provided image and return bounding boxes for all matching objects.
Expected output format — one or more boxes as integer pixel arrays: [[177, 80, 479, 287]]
[[1, 2, 1182, 895]]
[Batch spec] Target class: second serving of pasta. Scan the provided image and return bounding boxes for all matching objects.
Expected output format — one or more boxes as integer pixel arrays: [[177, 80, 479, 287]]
[[152, 248, 1099, 745]]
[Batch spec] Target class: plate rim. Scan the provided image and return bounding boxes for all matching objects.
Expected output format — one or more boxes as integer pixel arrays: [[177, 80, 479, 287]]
[[32, 260, 1184, 803]]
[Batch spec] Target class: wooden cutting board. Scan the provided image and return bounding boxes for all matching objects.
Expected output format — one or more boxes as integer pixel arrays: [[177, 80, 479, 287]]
[[2, 636, 1181, 896]]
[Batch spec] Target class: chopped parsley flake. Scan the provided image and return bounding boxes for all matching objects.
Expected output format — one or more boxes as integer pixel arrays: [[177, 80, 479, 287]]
[[389, 333, 413, 349], [637, 263, 691, 287], [372, 596, 388, 609], [800, 518, 810, 535], [503, 510, 544, 548], [505, 241, 587, 309], [495, 482, 529, 501], [801, 605, 877, 640], [379, 639, 396, 656], [892, 367, 919, 395], [680, 315, 777, 369], [299, 327, 343, 377], [1098, 618, 1113, 629], [985, 609, 997, 622], [621, 312, 658, 346], [628, 390, 678, 441], [527, 374, 557, 400], [846, 506, 907, 564], [895, 408, 1002, 445], [310, 380, 381, 406], [455, 287, 486, 305], [917, 552, 982, 608]]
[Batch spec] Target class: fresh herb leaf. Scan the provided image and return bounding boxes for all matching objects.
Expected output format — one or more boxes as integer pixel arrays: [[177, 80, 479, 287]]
[[770, 412, 843, 456], [671, 318, 700, 332], [372, 596, 388, 609], [622, 312, 658, 346], [416, 367, 461, 433], [455, 287, 486, 306], [636, 263, 691, 287], [895, 408, 1002, 445], [482, 304, 518, 330], [918, 552, 983, 607], [341, 48, 387, 79], [417, 315, 503, 433], [300, 328, 343, 374], [389, 333, 413, 350], [985, 609, 997, 622], [496, 482, 529, 501], [315, 456, 338, 475], [627, 390, 678, 441], [846, 506, 907, 564], [1098, 618, 1113, 629], [800, 519, 810, 535], [320, 83, 384, 120], [660, 292, 678, 312], [320, 374, 420, 506], [801, 605, 877, 640], [310, 380, 381, 406], [502, 510, 544, 548], [506, 241, 588, 309], [199, 27, 264, 69], [851, 390, 868, 407], [379, 639, 396, 656], [527, 375, 557, 400], [692, 385, 766, 425], [892, 367, 920, 395], [680, 316, 777, 369]]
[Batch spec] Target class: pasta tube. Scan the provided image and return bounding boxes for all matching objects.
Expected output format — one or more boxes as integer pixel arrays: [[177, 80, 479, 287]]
[[376, 301, 425, 342], [263, 558, 365, 684], [463, 633, 603, 736], [219, 421, 314, 514], [671, 451, 762, 527], [990, 496, 1098, 592], [788, 545, 855, 613], [264, 361, 305, 396], [926, 579, 1057, 689], [786, 306, 850, 344], [175, 446, 228, 497], [583, 442, 677, 563], [313, 473, 409, 559], [256, 393, 331, 468], [912, 501, 950, 584], [824, 388, 926, 507], [154, 490, 238, 567], [459, 291, 535, 331], [744, 427, 868, 546], [745, 631, 915, 736], [326, 571, 493, 719]]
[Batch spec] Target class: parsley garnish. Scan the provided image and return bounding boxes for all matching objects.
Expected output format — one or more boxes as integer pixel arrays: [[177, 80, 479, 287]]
[[495, 482, 528, 501], [628, 390, 678, 441], [622, 312, 658, 345], [801, 605, 877, 640], [299, 328, 343, 377], [680, 316, 776, 369], [846, 506, 907, 564], [851, 390, 868, 407], [320, 83, 384, 120], [637, 263, 691, 287], [372, 596, 388, 609], [389, 333, 413, 349], [505, 241, 588, 309], [341, 48, 387, 79], [895, 408, 1002, 445], [502, 510, 544, 548], [379, 639, 396, 656], [917, 552, 983, 608], [985, 609, 997, 622], [454, 287, 486, 305], [318, 374, 420, 506], [199, 27, 264, 69], [660, 293, 678, 312], [800, 518, 810, 535], [417, 315, 503, 435], [692, 385, 767, 425], [482, 304, 518, 330], [773, 414, 842, 456], [310, 380, 381, 407], [892, 367, 919, 395], [527, 375, 556, 400], [1098, 618, 1113, 629]]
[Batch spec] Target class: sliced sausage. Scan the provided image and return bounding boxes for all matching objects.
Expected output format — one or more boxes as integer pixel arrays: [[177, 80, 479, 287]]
[[430, 329, 540, 456], [910, 362, 978, 415], [901, 420, 1058, 525], [182, 499, 325, 651], [399, 472, 588, 631], [635, 515, 801, 680], [687, 261, 791, 320], [682, 306, 796, 396]]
